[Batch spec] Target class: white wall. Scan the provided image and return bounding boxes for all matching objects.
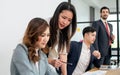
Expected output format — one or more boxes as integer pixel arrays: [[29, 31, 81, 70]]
[[71, 0, 90, 41], [0, 0, 67, 75]]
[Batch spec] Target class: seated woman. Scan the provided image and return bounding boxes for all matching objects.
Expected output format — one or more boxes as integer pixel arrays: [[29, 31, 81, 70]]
[[10, 17, 56, 75]]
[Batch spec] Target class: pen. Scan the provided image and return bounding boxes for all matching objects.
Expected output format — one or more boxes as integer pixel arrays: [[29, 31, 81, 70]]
[[62, 61, 73, 65]]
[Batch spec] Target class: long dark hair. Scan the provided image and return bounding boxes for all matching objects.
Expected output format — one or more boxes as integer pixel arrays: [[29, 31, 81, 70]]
[[48, 2, 77, 52], [23, 17, 49, 63]]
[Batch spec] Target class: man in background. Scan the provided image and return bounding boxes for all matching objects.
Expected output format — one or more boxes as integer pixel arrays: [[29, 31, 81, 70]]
[[92, 6, 115, 65]]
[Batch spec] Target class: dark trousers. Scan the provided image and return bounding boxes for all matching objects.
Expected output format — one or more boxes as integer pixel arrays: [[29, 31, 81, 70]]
[[100, 46, 111, 65]]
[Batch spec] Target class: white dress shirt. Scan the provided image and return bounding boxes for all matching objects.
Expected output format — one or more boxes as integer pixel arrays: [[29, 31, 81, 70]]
[[72, 42, 91, 75]]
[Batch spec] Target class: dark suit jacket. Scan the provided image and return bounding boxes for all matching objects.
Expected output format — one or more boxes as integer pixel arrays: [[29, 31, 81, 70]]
[[67, 41, 100, 75], [92, 19, 113, 56]]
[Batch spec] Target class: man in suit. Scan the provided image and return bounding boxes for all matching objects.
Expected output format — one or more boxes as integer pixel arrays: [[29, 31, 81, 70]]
[[67, 26, 101, 75], [92, 6, 115, 65]]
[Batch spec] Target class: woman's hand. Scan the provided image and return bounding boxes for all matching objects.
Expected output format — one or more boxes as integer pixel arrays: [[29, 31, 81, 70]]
[[53, 59, 63, 68], [59, 54, 67, 75]]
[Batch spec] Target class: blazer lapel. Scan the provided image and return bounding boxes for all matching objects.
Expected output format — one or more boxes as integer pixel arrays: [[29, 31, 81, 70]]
[[77, 42, 82, 60], [90, 46, 94, 62]]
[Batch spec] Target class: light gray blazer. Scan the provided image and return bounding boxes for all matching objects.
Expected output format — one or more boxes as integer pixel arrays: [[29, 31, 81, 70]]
[[10, 44, 58, 75]]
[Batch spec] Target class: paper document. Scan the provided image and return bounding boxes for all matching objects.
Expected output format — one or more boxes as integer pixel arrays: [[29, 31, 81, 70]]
[[82, 70, 107, 75]]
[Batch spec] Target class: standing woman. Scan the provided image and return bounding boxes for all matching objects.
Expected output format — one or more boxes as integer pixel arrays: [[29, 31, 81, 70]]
[[10, 18, 55, 75], [47, 2, 77, 75]]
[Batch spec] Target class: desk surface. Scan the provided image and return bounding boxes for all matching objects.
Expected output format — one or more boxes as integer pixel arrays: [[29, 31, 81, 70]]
[[89, 67, 120, 75], [106, 69, 120, 75]]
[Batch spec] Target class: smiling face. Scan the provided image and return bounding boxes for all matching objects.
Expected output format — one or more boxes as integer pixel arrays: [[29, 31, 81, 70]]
[[100, 9, 109, 20], [58, 10, 73, 29], [35, 27, 50, 49]]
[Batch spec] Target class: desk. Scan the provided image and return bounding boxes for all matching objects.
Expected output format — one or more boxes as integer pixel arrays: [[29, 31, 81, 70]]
[[106, 69, 120, 75], [89, 67, 120, 75]]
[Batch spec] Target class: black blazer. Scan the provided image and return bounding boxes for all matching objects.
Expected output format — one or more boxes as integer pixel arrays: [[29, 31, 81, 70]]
[[92, 19, 113, 56], [67, 41, 100, 75]]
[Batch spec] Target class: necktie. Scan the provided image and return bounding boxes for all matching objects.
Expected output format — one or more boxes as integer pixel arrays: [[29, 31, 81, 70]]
[[105, 22, 110, 36], [105, 22, 111, 45]]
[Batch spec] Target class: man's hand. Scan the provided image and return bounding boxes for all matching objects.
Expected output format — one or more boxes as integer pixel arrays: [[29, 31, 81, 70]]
[[92, 50, 101, 59]]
